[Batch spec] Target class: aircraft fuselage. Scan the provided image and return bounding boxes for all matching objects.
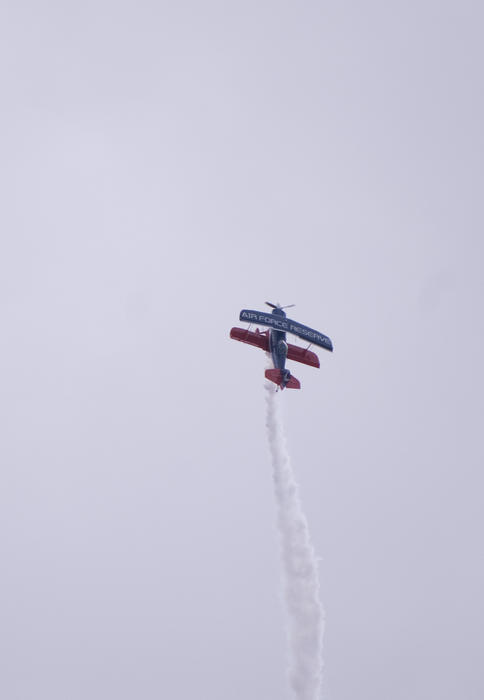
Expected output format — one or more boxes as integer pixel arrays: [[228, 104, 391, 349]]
[[268, 308, 292, 389]]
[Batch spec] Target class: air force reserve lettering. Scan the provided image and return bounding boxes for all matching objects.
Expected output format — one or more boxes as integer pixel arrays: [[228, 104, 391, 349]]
[[288, 322, 332, 350], [240, 310, 289, 330], [239, 309, 333, 351]]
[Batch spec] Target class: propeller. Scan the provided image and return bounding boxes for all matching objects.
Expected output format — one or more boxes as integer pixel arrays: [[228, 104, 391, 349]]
[[265, 301, 295, 310]]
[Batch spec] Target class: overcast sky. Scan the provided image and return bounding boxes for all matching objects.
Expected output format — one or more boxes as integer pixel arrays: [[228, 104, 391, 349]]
[[1, 2, 483, 699]]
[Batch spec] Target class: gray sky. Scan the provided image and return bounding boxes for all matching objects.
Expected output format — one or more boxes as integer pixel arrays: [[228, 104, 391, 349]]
[[1, 1, 483, 698]]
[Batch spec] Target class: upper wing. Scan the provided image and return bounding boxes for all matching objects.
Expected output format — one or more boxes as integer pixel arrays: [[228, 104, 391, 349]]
[[286, 343, 320, 368], [239, 309, 333, 352], [284, 317, 333, 351], [230, 327, 270, 352]]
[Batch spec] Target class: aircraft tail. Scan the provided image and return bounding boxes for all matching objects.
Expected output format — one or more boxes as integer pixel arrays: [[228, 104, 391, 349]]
[[265, 369, 301, 390]]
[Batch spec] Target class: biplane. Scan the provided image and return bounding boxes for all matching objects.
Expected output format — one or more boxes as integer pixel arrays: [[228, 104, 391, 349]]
[[230, 302, 333, 390]]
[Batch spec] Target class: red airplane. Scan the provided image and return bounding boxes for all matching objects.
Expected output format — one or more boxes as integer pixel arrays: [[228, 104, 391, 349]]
[[230, 302, 333, 390]]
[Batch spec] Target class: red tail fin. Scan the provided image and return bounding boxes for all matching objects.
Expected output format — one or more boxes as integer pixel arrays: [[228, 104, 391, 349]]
[[265, 369, 281, 386], [265, 369, 301, 390], [286, 375, 301, 389]]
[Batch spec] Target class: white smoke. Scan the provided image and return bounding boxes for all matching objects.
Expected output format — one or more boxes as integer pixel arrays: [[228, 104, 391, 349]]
[[265, 382, 325, 700]]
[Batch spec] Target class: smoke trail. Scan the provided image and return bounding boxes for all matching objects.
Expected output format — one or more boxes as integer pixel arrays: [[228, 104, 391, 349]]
[[265, 382, 325, 700]]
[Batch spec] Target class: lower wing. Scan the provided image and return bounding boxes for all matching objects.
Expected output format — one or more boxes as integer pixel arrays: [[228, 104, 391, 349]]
[[286, 343, 320, 368], [230, 327, 270, 352]]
